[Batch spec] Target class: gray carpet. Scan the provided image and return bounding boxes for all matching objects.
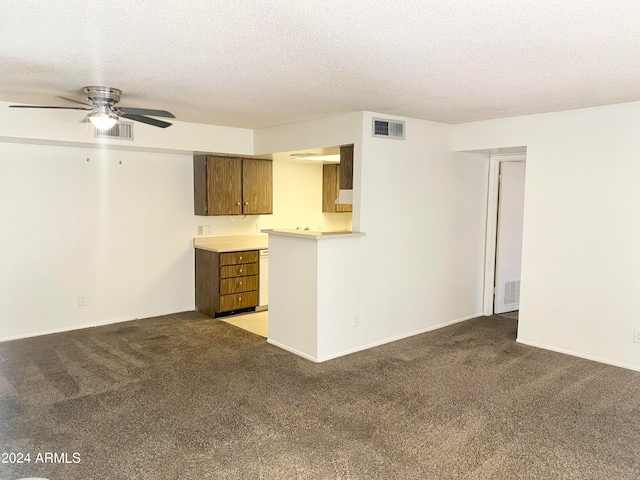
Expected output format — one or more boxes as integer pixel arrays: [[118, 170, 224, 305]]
[[1, 312, 639, 479]]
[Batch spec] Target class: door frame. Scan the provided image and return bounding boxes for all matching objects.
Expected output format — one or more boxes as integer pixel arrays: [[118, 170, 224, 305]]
[[483, 153, 526, 316]]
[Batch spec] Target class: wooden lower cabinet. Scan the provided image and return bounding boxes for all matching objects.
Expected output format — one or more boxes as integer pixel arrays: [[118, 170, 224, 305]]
[[195, 249, 260, 317]]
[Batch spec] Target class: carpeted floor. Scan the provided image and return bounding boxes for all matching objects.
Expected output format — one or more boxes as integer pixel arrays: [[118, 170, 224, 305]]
[[1, 312, 639, 479]]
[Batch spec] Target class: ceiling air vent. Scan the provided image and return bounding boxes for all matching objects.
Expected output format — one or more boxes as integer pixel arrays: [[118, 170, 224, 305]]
[[372, 118, 405, 140], [94, 122, 134, 140]]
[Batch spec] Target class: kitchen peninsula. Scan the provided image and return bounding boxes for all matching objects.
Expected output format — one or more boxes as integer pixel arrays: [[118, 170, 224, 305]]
[[262, 229, 365, 362], [262, 229, 364, 239]]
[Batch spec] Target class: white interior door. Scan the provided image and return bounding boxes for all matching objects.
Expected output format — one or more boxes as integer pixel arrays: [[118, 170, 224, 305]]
[[494, 161, 525, 314]]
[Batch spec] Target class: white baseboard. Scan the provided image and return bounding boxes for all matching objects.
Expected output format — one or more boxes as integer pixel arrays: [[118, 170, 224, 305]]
[[315, 313, 484, 363], [266, 338, 319, 362], [0, 308, 194, 343], [516, 338, 640, 373]]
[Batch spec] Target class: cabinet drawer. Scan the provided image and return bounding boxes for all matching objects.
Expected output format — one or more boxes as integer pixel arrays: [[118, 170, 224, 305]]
[[220, 263, 258, 278], [219, 291, 258, 312], [220, 275, 258, 295], [220, 250, 258, 266]]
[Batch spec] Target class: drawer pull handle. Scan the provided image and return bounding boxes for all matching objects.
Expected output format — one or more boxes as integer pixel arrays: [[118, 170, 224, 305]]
[[239, 256, 243, 260], [238, 281, 242, 285], [239, 268, 243, 273], [239, 297, 242, 301]]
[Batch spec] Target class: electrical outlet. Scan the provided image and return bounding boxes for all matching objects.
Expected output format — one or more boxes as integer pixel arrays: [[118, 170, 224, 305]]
[[197, 225, 204, 235], [205, 225, 214, 235], [634, 328, 640, 344], [78, 295, 87, 307], [352, 314, 360, 327]]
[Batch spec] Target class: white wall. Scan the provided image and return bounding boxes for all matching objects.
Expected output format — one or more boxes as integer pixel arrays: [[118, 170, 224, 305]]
[[327, 113, 488, 358], [316, 235, 368, 360], [451, 101, 640, 371], [268, 235, 318, 359], [256, 112, 489, 360], [0, 143, 200, 340], [0, 143, 343, 340]]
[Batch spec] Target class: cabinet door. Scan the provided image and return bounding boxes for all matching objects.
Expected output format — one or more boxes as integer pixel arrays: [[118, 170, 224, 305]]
[[207, 156, 243, 215], [193, 156, 209, 215], [339, 145, 354, 190], [322, 164, 338, 212], [323, 164, 352, 213], [242, 159, 273, 215]]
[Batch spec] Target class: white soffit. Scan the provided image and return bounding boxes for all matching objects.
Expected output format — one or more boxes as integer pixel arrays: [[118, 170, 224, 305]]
[[0, 0, 638, 129]]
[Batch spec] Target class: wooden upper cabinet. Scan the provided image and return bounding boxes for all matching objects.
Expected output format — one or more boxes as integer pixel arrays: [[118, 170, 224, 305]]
[[339, 144, 354, 190], [194, 155, 272, 216], [242, 158, 273, 215], [322, 164, 352, 213], [209, 156, 243, 215]]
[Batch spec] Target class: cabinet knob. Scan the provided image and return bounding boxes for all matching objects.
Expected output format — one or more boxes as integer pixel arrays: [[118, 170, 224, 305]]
[[236, 201, 241, 206], [239, 268, 243, 273], [238, 281, 242, 285], [244, 201, 249, 206], [239, 256, 243, 260], [239, 297, 242, 301]]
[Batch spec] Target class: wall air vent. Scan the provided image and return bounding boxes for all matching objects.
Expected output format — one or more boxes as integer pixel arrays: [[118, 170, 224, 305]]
[[94, 122, 134, 140], [502, 279, 521, 306], [372, 118, 405, 140]]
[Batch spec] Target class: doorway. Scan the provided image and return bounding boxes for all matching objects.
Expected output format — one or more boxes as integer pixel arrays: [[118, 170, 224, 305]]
[[483, 154, 526, 316]]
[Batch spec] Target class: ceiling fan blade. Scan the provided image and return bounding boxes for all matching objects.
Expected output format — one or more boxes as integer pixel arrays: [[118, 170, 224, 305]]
[[57, 96, 93, 107], [9, 105, 93, 110], [119, 113, 172, 128], [117, 107, 175, 118]]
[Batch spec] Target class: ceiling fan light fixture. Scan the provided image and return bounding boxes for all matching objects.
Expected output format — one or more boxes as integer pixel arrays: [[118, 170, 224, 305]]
[[88, 111, 118, 130]]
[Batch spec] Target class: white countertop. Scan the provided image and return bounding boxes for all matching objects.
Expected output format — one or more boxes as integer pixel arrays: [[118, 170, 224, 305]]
[[262, 229, 365, 240], [193, 235, 268, 253]]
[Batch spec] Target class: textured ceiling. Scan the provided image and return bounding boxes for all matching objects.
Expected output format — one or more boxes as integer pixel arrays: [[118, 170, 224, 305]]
[[1, 0, 639, 129]]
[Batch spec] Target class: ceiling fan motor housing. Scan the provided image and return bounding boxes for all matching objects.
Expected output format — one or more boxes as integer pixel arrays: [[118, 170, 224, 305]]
[[83, 86, 122, 105]]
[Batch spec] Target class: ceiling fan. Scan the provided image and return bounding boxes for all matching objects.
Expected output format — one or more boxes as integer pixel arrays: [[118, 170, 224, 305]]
[[9, 86, 175, 129]]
